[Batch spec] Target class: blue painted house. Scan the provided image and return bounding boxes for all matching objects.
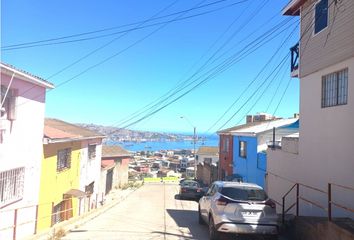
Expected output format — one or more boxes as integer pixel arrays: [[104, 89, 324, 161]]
[[224, 116, 299, 188]]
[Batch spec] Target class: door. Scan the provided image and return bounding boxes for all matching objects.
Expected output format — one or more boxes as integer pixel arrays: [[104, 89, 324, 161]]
[[105, 169, 113, 195]]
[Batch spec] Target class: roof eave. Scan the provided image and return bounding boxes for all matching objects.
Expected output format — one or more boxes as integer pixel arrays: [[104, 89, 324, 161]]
[[282, 0, 307, 16], [102, 154, 133, 158], [43, 135, 105, 144], [1, 63, 55, 89]]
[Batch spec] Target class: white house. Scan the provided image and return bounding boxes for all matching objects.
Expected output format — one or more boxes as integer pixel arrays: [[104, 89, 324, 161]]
[[196, 146, 219, 165], [267, 0, 354, 219], [0, 63, 54, 239]]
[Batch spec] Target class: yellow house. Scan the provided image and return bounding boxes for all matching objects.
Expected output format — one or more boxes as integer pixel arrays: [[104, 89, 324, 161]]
[[37, 119, 105, 232]]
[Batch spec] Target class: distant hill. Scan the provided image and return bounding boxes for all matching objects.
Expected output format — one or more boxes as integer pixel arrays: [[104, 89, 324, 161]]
[[76, 123, 188, 142]]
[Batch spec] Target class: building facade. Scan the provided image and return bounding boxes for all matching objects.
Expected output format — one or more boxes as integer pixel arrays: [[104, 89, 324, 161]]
[[0, 63, 54, 240], [230, 118, 298, 188], [42, 118, 105, 224], [101, 145, 131, 196], [266, 0, 354, 218]]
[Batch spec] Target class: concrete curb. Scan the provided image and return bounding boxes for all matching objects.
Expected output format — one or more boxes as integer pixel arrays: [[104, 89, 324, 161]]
[[25, 186, 141, 240]]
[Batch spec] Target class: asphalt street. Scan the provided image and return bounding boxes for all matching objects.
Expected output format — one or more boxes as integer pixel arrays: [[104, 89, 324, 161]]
[[62, 183, 288, 240], [62, 183, 209, 240]]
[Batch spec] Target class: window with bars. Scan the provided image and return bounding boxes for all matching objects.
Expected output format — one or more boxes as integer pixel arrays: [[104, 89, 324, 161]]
[[0, 167, 25, 207], [88, 144, 96, 160], [57, 148, 71, 171], [321, 68, 348, 108], [51, 201, 64, 225]]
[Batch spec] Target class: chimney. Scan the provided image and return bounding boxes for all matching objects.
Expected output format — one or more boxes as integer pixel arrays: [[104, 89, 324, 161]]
[[246, 115, 254, 123]]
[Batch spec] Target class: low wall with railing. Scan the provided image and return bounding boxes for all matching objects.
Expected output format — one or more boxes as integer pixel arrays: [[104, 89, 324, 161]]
[[0, 194, 103, 240]]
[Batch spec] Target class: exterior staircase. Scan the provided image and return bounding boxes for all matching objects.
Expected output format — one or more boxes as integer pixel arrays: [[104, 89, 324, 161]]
[[280, 216, 354, 240], [278, 182, 354, 240]]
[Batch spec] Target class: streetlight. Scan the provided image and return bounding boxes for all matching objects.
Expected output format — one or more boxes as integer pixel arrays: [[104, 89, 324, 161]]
[[180, 116, 197, 178]]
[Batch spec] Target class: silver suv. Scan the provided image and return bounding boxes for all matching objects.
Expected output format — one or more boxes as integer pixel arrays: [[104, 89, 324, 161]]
[[198, 181, 278, 240]]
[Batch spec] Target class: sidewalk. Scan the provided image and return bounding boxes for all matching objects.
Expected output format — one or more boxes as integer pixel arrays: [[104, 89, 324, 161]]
[[25, 185, 141, 240]]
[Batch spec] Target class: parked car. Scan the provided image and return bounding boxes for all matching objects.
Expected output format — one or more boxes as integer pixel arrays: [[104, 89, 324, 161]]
[[179, 180, 204, 200], [198, 181, 278, 240]]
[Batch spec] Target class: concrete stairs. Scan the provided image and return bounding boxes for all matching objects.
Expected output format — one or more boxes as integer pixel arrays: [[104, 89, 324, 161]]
[[280, 215, 354, 240]]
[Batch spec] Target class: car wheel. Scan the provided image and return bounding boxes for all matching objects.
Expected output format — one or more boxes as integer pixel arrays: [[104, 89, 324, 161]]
[[209, 216, 220, 240], [198, 206, 205, 225]]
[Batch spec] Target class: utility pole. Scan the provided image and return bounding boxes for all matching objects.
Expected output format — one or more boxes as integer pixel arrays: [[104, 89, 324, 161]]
[[180, 116, 197, 178], [193, 126, 197, 178]]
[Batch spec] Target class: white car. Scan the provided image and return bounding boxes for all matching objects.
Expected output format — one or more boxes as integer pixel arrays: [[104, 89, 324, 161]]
[[198, 181, 279, 240]]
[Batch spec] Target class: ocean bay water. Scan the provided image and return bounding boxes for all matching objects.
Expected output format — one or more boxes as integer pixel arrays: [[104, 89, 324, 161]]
[[107, 135, 219, 152]]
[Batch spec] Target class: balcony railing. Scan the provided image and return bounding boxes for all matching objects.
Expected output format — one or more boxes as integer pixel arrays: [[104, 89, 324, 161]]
[[290, 43, 299, 77]]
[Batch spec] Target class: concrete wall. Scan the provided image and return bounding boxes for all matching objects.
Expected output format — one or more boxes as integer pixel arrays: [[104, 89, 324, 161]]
[[113, 158, 129, 188], [299, 57, 354, 217], [267, 57, 354, 218], [0, 73, 47, 240], [299, 0, 354, 78], [267, 142, 300, 214], [79, 139, 102, 214]]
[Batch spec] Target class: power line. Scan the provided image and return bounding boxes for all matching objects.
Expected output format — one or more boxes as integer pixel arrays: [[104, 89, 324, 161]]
[[216, 52, 290, 131], [116, 18, 294, 130], [109, 0, 266, 129], [2, 0, 249, 51], [45, 0, 181, 80], [205, 18, 298, 133], [207, 0, 336, 133], [115, 17, 293, 130], [2, 0, 243, 50]]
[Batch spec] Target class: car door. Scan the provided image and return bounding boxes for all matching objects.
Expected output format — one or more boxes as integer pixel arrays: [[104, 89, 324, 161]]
[[199, 184, 216, 219]]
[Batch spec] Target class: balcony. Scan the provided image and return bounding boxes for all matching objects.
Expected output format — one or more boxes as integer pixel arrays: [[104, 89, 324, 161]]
[[290, 43, 299, 77]]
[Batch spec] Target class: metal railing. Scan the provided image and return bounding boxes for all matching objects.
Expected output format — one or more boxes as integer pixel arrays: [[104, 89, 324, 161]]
[[282, 182, 354, 223], [328, 183, 354, 221], [0, 194, 101, 240]]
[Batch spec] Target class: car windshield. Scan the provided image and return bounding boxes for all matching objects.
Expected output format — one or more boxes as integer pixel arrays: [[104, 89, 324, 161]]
[[182, 181, 199, 187], [220, 187, 267, 201]]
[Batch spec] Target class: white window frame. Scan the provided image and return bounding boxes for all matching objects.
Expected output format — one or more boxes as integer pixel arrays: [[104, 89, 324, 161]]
[[321, 68, 348, 108], [313, 0, 329, 35], [0, 167, 25, 207]]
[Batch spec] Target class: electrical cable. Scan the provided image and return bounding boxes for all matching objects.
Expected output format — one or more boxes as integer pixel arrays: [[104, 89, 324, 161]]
[[2, 0, 249, 51]]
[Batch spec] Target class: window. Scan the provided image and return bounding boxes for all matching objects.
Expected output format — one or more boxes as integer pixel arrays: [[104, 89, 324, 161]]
[[220, 187, 267, 201], [0, 167, 25, 207], [222, 138, 229, 153], [88, 144, 96, 160], [314, 0, 328, 34], [321, 68, 348, 108], [0, 86, 18, 121], [239, 141, 247, 158], [57, 148, 71, 171], [204, 157, 212, 164], [51, 201, 64, 225]]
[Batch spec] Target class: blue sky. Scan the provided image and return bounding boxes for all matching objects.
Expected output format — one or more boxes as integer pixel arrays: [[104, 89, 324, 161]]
[[1, 0, 299, 134]]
